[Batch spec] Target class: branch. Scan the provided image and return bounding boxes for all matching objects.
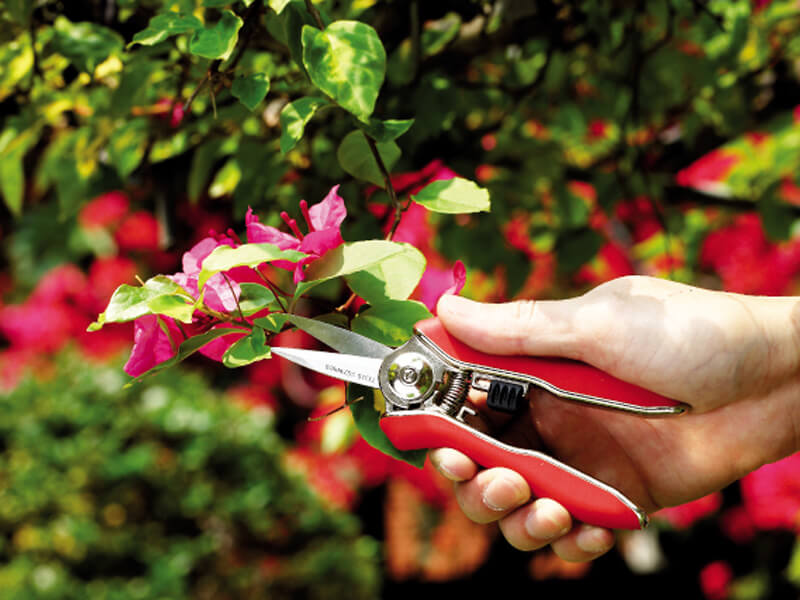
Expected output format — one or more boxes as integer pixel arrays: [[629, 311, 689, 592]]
[[304, 0, 325, 29]]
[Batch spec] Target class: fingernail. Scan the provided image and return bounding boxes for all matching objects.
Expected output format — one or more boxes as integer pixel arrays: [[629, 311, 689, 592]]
[[576, 525, 614, 554], [525, 499, 571, 540], [483, 476, 528, 512], [429, 449, 460, 481]]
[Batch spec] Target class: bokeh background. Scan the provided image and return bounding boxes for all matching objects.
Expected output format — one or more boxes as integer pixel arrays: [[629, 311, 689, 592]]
[[1, 0, 800, 598]]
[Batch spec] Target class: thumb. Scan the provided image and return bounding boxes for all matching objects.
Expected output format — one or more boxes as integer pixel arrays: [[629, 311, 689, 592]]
[[435, 295, 585, 359]]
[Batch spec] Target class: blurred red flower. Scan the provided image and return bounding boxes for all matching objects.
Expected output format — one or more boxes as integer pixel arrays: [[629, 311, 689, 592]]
[[699, 561, 733, 600], [653, 492, 723, 529], [676, 150, 740, 195], [739, 452, 800, 532]]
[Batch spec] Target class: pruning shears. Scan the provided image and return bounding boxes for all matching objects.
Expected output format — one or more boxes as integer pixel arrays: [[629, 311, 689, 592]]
[[272, 316, 687, 530]]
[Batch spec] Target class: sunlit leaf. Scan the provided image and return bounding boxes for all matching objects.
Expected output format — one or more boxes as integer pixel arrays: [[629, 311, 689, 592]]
[[52, 17, 124, 73], [345, 245, 426, 304], [198, 243, 307, 290], [412, 177, 491, 213], [90, 276, 193, 330], [189, 10, 243, 60], [302, 21, 386, 121], [223, 326, 271, 367], [279, 96, 330, 154], [130, 13, 203, 47], [351, 300, 432, 347]]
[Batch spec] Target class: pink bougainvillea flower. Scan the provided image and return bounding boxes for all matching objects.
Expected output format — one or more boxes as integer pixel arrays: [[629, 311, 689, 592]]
[[739, 453, 800, 532], [652, 492, 722, 529], [246, 185, 347, 283], [675, 149, 740, 195], [124, 314, 183, 377], [416, 260, 466, 313], [123, 233, 266, 377]]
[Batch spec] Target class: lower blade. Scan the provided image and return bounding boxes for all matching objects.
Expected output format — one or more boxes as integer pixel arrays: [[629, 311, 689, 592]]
[[271, 347, 382, 389]]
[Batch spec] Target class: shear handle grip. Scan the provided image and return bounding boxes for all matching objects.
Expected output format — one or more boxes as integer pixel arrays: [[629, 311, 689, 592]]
[[381, 411, 645, 530], [415, 317, 683, 412]]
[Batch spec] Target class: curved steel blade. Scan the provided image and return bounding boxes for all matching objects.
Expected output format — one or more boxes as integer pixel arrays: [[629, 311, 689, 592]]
[[271, 347, 382, 388], [286, 315, 393, 359]]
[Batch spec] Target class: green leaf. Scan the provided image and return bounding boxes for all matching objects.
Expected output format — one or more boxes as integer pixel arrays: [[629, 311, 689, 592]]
[[130, 13, 203, 47], [555, 229, 604, 274], [189, 10, 243, 60], [146, 295, 195, 324], [758, 183, 795, 241], [296, 240, 412, 298], [253, 313, 294, 333], [107, 118, 149, 178], [128, 327, 249, 383], [231, 73, 270, 110], [345, 244, 425, 304], [279, 96, 330, 154], [222, 326, 271, 367], [268, 0, 293, 13], [90, 276, 193, 330], [347, 383, 427, 468], [337, 130, 400, 187], [361, 118, 414, 143], [5, 0, 35, 25], [0, 151, 23, 216], [411, 177, 491, 214], [52, 17, 124, 73], [351, 300, 432, 347], [302, 21, 386, 121], [237, 283, 276, 316], [198, 243, 308, 290]]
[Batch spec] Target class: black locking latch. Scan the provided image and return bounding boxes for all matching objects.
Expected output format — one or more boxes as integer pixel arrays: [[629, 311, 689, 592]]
[[486, 379, 526, 414]]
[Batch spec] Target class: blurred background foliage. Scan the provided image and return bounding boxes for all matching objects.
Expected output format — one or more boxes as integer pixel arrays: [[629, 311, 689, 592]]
[[2, 0, 800, 598]]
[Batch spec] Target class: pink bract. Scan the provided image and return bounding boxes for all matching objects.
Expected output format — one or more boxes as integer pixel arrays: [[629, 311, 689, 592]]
[[246, 185, 346, 282]]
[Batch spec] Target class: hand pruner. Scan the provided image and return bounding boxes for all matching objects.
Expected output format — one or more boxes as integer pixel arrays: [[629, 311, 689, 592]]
[[272, 315, 687, 530]]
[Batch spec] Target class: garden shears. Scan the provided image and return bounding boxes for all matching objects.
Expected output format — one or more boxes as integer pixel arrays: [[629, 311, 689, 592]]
[[272, 316, 688, 530]]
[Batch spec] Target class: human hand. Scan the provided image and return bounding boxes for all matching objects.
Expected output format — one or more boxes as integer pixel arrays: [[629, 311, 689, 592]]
[[430, 275, 800, 561]]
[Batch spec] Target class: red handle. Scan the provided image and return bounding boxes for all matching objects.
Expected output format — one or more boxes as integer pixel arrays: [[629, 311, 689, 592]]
[[381, 411, 646, 529], [415, 317, 683, 413]]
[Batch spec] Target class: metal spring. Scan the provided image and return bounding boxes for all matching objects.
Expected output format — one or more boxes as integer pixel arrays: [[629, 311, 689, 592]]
[[439, 371, 469, 415]]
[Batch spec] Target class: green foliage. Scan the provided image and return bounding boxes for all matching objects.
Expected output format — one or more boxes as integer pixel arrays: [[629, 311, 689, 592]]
[[0, 353, 380, 599]]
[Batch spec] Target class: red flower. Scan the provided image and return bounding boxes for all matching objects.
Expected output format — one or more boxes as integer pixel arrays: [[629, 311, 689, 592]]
[[114, 211, 162, 252], [653, 492, 722, 529], [246, 185, 346, 283], [675, 150, 740, 194], [575, 243, 634, 285], [587, 119, 609, 140], [78, 191, 130, 230], [700, 214, 800, 295], [699, 561, 733, 600], [88, 256, 138, 313], [739, 452, 800, 532]]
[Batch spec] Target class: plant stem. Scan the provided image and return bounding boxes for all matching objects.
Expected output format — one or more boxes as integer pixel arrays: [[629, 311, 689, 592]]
[[305, 0, 325, 29]]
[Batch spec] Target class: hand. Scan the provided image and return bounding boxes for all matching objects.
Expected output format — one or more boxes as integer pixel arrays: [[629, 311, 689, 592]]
[[430, 275, 800, 561]]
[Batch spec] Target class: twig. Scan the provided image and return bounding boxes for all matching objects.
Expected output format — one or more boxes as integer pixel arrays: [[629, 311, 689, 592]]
[[255, 268, 289, 312], [304, 0, 325, 29], [222, 273, 246, 322]]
